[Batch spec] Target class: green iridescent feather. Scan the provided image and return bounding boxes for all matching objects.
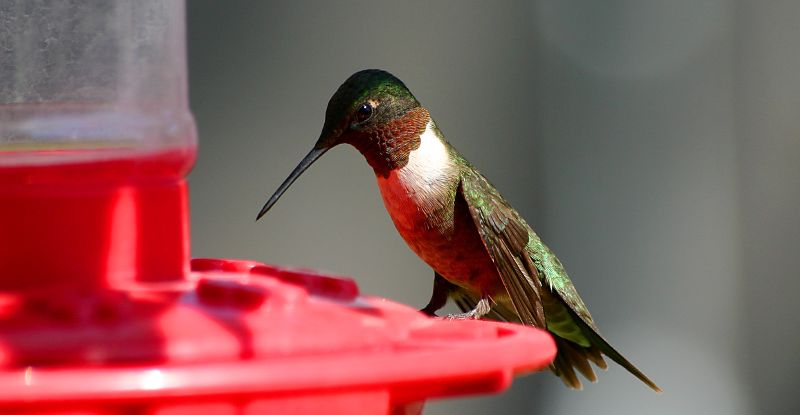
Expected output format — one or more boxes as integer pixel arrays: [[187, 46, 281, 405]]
[[456, 159, 660, 391]]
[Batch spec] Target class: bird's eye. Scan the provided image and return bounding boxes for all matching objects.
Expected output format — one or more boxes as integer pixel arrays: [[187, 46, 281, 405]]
[[355, 102, 373, 123]]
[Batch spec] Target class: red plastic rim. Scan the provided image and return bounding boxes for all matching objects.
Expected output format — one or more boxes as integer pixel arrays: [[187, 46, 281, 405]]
[[0, 258, 556, 410]]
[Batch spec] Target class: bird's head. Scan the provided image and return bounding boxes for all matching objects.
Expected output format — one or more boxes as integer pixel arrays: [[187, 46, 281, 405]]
[[257, 69, 431, 220]]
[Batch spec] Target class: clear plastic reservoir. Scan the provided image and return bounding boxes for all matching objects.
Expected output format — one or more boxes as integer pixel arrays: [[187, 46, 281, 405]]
[[0, 0, 196, 163]]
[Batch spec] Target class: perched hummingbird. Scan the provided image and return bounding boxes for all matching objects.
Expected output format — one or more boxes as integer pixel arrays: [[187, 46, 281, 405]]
[[257, 69, 660, 391]]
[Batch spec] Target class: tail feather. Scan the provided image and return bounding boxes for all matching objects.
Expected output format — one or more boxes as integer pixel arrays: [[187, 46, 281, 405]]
[[567, 307, 662, 392], [546, 306, 660, 392], [585, 346, 608, 369], [550, 337, 599, 390], [562, 340, 597, 382], [551, 341, 583, 389], [544, 274, 662, 392]]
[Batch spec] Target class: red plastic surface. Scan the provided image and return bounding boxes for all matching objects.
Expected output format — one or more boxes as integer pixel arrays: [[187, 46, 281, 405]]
[[0, 150, 556, 414]]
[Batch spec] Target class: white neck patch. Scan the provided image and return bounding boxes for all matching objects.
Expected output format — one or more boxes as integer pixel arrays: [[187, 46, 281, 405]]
[[399, 120, 451, 186], [377, 121, 455, 224]]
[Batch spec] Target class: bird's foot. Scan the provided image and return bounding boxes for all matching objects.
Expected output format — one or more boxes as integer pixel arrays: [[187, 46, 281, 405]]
[[444, 298, 492, 320], [444, 310, 480, 320]]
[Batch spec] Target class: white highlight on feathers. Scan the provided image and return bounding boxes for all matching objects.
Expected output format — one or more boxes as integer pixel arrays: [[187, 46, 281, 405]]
[[376, 120, 455, 229], [399, 121, 451, 189]]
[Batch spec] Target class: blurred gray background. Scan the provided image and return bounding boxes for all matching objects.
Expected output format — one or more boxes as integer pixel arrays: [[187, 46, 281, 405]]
[[187, 1, 799, 414]]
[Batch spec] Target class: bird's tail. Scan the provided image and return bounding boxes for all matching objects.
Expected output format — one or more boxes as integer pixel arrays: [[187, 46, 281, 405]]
[[554, 307, 662, 392], [550, 336, 606, 389]]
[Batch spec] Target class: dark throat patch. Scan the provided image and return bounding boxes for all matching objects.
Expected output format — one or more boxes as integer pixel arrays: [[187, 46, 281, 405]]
[[347, 107, 431, 178]]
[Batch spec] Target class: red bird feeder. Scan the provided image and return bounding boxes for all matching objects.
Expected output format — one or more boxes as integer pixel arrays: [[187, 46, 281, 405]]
[[0, 1, 555, 414]]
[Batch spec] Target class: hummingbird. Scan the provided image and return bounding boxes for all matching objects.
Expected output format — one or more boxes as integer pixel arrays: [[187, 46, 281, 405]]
[[256, 69, 660, 391]]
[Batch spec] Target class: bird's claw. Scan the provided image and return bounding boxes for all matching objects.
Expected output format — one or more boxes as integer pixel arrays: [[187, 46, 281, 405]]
[[443, 311, 479, 320]]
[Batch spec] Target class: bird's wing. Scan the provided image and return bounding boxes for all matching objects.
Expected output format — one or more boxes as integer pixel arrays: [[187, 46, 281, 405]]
[[457, 168, 545, 328], [458, 167, 598, 331], [459, 167, 661, 392], [458, 168, 606, 389]]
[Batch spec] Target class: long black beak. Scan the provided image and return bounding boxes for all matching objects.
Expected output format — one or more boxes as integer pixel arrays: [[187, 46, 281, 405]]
[[256, 146, 329, 221]]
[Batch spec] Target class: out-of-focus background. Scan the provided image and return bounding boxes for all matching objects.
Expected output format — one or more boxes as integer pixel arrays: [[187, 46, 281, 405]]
[[186, 1, 799, 414]]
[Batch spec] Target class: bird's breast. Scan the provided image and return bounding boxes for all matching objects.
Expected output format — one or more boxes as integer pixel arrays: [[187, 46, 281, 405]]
[[377, 165, 500, 295], [376, 120, 457, 234], [374, 123, 500, 295]]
